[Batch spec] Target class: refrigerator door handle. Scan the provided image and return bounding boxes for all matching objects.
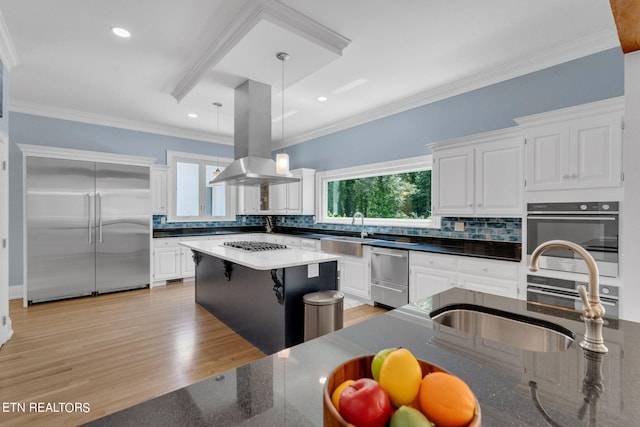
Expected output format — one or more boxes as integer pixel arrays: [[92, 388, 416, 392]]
[[98, 193, 103, 243], [87, 193, 92, 243]]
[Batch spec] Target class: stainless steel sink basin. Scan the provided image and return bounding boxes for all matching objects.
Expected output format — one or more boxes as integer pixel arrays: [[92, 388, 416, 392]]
[[430, 304, 575, 352], [319, 236, 379, 257]]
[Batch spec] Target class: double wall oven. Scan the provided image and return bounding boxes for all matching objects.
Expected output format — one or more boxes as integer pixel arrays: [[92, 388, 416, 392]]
[[526, 202, 620, 317]]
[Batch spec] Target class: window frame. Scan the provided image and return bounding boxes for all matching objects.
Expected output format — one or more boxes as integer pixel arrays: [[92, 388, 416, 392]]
[[167, 150, 236, 222], [315, 155, 440, 229]]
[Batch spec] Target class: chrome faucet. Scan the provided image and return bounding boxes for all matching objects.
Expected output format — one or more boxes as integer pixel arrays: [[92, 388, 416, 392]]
[[352, 211, 367, 238], [529, 240, 608, 353]]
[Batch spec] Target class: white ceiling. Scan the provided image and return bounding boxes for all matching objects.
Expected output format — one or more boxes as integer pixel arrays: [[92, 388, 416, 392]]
[[0, 0, 620, 150]]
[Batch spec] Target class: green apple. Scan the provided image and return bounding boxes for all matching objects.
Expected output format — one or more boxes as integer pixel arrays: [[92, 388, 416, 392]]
[[371, 347, 398, 381], [390, 405, 435, 427]]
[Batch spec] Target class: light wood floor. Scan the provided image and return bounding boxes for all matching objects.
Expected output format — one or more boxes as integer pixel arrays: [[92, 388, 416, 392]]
[[0, 282, 386, 426]]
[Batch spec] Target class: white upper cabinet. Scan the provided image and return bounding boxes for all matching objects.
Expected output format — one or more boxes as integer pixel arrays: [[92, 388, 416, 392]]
[[237, 168, 315, 215], [431, 128, 524, 217], [151, 165, 168, 215], [517, 97, 624, 192]]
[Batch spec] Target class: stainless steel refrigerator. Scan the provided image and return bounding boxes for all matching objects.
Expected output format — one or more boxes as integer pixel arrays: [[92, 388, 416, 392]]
[[26, 157, 150, 303]]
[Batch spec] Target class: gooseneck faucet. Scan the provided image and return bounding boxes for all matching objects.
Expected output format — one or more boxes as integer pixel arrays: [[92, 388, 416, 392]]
[[352, 211, 367, 238], [529, 240, 608, 354]]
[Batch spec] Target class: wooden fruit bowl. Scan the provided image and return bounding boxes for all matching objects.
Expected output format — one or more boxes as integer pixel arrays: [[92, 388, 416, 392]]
[[323, 355, 481, 427]]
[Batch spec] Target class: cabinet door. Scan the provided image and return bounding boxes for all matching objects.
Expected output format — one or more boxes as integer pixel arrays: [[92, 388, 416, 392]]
[[153, 246, 181, 280], [476, 139, 523, 215], [286, 180, 301, 213], [339, 256, 370, 299], [239, 185, 260, 214], [180, 247, 196, 277], [268, 184, 287, 213], [409, 265, 456, 303], [432, 148, 474, 215], [151, 167, 168, 215], [570, 114, 622, 189], [525, 124, 569, 191]]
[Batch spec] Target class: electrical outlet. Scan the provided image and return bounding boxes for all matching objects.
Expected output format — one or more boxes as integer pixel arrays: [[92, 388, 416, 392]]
[[454, 221, 465, 232]]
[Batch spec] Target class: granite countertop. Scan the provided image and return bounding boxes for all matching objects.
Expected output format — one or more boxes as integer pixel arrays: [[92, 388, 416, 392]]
[[86, 288, 639, 426], [179, 240, 340, 270]]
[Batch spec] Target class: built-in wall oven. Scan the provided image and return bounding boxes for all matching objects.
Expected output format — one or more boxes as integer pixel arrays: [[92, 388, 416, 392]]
[[526, 201, 620, 317], [526, 202, 619, 277], [371, 247, 409, 309]]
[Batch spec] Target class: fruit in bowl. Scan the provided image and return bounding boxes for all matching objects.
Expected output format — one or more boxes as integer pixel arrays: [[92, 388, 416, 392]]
[[323, 349, 480, 427]]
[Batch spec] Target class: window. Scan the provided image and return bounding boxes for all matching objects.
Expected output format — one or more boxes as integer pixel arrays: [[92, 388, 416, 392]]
[[316, 156, 439, 228], [167, 151, 235, 222]]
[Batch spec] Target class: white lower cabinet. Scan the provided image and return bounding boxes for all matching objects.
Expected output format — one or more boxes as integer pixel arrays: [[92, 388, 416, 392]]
[[152, 236, 211, 284], [456, 258, 519, 298], [409, 252, 456, 303], [339, 248, 371, 300], [409, 251, 520, 301], [153, 239, 181, 282]]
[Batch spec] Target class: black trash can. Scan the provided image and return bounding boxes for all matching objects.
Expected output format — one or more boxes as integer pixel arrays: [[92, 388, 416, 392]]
[[303, 290, 344, 341]]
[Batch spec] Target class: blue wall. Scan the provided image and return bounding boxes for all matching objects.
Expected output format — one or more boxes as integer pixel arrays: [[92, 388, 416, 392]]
[[288, 48, 624, 171], [6, 48, 625, 286]]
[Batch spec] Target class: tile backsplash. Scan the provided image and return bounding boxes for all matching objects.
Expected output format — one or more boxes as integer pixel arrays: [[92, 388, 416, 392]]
[[153, 215, 521, 243]]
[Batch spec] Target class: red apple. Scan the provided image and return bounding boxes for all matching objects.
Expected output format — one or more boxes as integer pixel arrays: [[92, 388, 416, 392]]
[[338, 378, 392, 427]]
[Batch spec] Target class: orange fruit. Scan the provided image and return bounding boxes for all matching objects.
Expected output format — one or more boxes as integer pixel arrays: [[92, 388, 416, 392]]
[[331, 379, 355, 411], [419, 372, 475, 427], [379, 348, 422, 407]]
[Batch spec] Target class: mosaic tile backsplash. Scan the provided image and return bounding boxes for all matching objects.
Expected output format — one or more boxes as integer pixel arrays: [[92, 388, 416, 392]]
[[153, 215, 521, 243]]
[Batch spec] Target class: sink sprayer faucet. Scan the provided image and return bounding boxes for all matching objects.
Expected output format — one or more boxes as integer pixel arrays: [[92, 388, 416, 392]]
[[529, 239, 608, 354], [352, 211, 367, 238]]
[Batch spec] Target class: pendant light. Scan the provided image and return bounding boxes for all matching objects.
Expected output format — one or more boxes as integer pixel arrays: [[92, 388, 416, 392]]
[[209, 102, 223, 184], [276, 52, 290, 175]]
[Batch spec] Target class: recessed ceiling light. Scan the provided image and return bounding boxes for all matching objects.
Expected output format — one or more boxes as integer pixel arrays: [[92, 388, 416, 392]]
[[317, 96, 328, 102], [188, 113, 198, 118], [110, 27, 131, 38]]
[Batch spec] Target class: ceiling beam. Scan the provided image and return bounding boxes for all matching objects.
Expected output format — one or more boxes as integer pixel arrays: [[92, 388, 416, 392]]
[[171, 0, 350, 103], [610, 0, 640, 53]]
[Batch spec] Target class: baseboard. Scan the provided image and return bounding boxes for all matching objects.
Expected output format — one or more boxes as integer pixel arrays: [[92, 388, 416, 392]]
[[8, 284, 23, 300]]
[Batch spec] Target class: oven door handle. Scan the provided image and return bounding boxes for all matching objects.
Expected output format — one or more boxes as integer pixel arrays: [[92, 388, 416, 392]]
[[527, 287, 618, 306], [527, 215, 617, 221]]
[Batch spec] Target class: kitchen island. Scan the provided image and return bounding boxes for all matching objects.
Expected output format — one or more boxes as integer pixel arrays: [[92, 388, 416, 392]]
[[179, 240, 341, 355], [87, 287, 640, 426]]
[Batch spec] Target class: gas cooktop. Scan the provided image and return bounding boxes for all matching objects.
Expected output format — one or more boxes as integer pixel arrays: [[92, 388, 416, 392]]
[[223, 241, 288, 252]]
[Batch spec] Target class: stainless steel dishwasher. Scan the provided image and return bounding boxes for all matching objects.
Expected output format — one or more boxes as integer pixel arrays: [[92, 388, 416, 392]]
[[370, 247, 409, 308]]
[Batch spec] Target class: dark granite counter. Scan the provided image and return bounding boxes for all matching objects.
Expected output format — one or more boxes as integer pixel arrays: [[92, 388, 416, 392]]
[[152, 226, 264, 238], [86, 288, 638, 426], [155, 226, 521, 262]]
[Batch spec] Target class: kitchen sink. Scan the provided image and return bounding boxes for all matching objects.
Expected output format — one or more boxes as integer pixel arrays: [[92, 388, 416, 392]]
[[319, 236, 379, 257], [430, 304, 575, 352]]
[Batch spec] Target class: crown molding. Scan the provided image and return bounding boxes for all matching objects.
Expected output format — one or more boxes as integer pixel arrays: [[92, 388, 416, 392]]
[[9, 101, 234, 145], [17, 143, 156, 166], [276, 29, 621, 150], [0, 11, 19, 69], [514, 96, 624, 128], [171, 0, 350, 102]]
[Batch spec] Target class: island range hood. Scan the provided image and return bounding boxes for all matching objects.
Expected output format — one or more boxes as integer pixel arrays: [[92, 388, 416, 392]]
[[210, 79, 299, 186]]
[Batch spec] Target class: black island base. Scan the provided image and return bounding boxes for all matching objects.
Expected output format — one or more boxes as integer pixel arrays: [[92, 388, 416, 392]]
[[192, 250, 338, 355]]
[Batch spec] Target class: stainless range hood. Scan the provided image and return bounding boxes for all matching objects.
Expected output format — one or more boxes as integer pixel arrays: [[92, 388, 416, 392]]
[[210, 79, 299, 186]]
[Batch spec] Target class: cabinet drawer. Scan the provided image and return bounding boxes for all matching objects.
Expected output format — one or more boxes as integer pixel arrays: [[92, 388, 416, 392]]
[[410, 251, 457, 270], [457, 258, 518, 280], [153, 237, 180, 248]]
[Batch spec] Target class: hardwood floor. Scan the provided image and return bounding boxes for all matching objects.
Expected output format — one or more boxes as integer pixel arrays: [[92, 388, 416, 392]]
[[0, 282, 386, 426]]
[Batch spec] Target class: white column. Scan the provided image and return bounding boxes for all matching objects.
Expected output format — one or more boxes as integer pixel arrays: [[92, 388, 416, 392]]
[[621, 50, 640, 322]]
